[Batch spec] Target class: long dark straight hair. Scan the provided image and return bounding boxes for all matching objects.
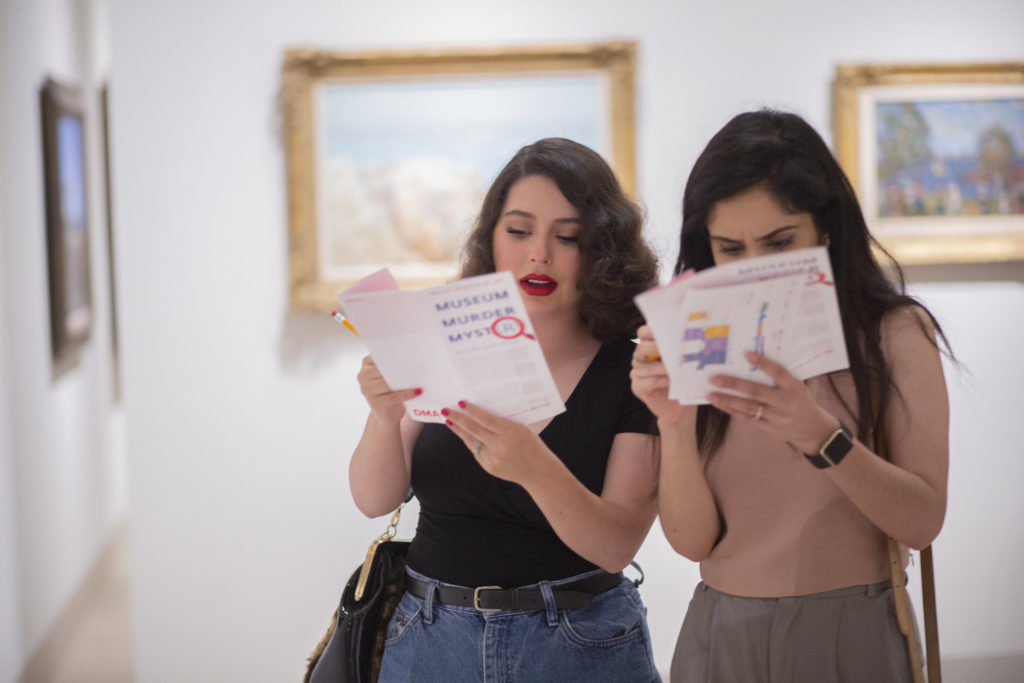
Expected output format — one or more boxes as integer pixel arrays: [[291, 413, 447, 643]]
[[676, 110, 950, 454], [461, 137, 658, 343]]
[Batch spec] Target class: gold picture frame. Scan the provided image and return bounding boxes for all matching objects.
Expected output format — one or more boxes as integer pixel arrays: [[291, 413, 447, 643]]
[[282, 42, 637, 312], [833, 62, 1024, 265]]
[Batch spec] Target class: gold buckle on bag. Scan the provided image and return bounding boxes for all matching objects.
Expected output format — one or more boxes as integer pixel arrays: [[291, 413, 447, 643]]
[[354, 505, 403, 601], [473, 585, 503, 612]]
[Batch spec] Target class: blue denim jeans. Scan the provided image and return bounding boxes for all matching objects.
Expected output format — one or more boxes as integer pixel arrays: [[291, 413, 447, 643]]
[[378, 566, 661, 682]]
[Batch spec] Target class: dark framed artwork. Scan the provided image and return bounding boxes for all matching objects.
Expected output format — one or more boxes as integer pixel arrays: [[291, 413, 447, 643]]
[[101, 81, 121, 401], [40, 77, 92, 377]]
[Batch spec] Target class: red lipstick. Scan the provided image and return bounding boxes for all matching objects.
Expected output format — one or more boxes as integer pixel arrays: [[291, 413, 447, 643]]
[[519, 273, 558, 297]]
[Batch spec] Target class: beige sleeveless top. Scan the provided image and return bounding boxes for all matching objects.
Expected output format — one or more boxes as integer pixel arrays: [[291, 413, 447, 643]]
[[699, 369, 890, 597]]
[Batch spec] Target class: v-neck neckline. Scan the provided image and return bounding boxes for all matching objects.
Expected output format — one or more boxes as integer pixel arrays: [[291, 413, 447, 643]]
[[536, 341, 607, 437]]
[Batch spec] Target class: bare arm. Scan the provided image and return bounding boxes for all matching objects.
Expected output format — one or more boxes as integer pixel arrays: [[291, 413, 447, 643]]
[[348, 356, 424, 518], [445, 404, 658, 572], [520, 432, 659, 572], [823, 308, 949, 548], [631, 325, 721, 560], [654, 414, 721, 561], [706, 307, 949, 549]]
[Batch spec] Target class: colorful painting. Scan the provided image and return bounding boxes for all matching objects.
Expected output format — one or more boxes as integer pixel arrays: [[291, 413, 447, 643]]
[[875, 98, 1024, 218], [833, 62, 1024, 264]]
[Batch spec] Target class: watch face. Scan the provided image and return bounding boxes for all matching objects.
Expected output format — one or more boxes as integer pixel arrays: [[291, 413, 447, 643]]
[[821, 423, 854, 466], [806, 421, 854, 469]]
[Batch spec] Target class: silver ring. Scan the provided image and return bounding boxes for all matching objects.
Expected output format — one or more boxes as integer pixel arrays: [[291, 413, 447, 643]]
[[471, 440, 484, 456], [753, 403, 765, 421]]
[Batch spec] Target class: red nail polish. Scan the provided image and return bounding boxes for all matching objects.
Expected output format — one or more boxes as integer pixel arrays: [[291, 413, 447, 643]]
[[458, 400, 467, 409], [414, 388, 423, 396], [445, 419, 453, 426], [441, 407, 450, 417]]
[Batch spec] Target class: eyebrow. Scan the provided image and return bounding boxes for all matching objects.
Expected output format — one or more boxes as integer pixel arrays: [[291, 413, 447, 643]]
[[503, 209, 581, 224], [709, 225, 799, 244]]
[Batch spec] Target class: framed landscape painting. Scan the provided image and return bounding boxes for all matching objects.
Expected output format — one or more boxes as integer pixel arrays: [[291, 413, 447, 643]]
[[833, 62, 1024, 264], [40, 77, 92, 377], [282, 42, 637, 311]]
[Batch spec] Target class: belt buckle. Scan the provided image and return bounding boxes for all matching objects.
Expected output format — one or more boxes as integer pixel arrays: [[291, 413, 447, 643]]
[[473, 585, 503, 612]]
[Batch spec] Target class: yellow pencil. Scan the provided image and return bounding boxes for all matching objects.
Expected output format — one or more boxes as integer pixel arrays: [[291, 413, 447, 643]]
[[331, 311, 359, 336]]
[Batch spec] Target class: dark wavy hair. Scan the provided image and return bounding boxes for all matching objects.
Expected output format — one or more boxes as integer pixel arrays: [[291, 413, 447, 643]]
[[460, 137, 658, 343], [676, 110, 950, 455]]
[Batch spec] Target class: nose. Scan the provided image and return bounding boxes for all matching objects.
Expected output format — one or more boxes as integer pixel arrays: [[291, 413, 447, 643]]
[[529, 238, 551, 265]]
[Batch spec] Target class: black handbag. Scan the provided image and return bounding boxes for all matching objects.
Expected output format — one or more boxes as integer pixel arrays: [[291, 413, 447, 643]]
[[304, 507, 410, 683]]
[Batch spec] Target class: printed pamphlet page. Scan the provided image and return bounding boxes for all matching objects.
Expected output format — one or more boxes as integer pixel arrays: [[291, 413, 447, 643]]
[[634, 247, 848, 405], [338, 269, 565, 424]]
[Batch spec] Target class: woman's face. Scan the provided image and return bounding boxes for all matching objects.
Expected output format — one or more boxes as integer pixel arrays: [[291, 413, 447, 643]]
[[492, 175, 583, 319], [706, 185, 823, 265]]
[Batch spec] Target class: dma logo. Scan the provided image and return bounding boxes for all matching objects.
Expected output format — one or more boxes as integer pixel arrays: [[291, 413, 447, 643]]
[[412, 408, 444, 418]]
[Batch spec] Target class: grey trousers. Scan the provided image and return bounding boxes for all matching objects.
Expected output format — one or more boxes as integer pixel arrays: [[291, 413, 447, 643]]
[[671, 581, 915, 683]]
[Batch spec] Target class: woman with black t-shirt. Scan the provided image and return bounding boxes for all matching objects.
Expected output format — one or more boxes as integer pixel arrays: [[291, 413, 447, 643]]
[[348, 138, 662, 682]]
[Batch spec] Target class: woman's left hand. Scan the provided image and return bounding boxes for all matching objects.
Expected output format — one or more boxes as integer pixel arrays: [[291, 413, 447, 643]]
[[707, 350, 838, 455], [443, 401, 552, 485]]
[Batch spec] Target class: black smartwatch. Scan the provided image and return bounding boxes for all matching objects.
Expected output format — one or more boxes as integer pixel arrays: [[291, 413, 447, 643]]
[[805, 421, 854, 469]]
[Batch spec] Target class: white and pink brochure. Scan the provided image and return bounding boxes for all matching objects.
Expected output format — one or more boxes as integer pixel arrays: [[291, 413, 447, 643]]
[[635, 247, 849, 405], [338, 269, 565, 424]]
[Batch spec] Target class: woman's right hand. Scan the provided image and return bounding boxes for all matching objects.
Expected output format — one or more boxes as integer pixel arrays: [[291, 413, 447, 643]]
[[630, 326, 689, 424], [357, 355, 421, 425]]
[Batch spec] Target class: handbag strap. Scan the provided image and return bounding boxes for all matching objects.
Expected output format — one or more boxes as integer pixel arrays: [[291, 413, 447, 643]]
[[886, 537, 926, 683], [354, 503, 405, 601], [878, 432, 941, 683], [921, 545, 942, 682]]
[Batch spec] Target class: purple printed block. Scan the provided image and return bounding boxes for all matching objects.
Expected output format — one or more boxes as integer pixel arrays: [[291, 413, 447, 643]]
[[683, 327, 704, 341], [705, 337, 728, 352], [704, 350, 727, 366]]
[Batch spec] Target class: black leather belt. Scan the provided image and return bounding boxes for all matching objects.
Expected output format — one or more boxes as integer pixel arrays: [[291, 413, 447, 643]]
[[405, 571, 622, 612]]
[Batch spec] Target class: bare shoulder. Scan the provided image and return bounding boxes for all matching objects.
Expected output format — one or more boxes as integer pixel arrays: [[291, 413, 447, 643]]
[[399, 414, 426, 456], [880, 304, 947, 401], [881, 304, 939, 351]]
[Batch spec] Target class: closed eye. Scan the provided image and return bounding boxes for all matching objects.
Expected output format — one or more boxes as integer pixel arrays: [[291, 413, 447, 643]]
[[556, 235, 580, 245], [766, 236, 796, 250], [504, 227, 529, 238]]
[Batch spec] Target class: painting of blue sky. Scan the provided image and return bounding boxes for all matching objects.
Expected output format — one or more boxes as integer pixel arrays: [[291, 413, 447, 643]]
[[315, 73, 608, 276], [56, 113, 90, 316]]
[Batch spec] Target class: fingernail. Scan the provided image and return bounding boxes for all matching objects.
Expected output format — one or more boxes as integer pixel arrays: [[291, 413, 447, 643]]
[[445, 419, 453, 426], [414, 388, 423, 396], [441, 407, 450, 417], [458, 400, 467, 409]]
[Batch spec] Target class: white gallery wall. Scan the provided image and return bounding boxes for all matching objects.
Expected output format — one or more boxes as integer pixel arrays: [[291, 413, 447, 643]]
[[1, 0, 1021, 681], [107, 1, 1024, 680], [0, 1, 126, 682]]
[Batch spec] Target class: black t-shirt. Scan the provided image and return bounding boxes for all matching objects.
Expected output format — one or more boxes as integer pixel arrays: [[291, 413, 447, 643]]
[[406, 337, 653, 588]]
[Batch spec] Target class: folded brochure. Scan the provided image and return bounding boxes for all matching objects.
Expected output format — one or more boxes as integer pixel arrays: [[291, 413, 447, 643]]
[[634, 247, 849, 404], [338, 269, 565, 424]]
